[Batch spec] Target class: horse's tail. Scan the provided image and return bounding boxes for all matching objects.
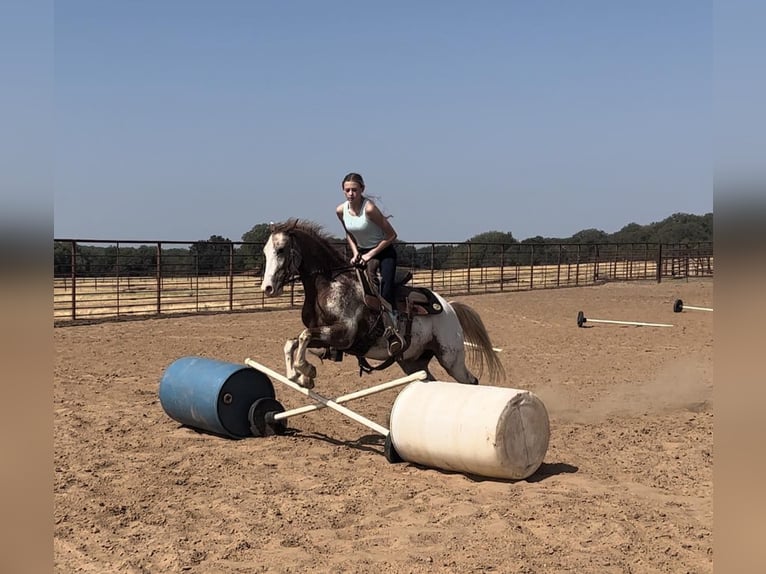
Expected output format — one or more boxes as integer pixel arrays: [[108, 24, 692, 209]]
[[450, 301, 505, 385]]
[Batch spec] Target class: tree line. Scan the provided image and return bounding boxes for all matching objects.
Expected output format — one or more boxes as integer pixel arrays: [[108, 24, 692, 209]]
[[54, 212, 712, 277]]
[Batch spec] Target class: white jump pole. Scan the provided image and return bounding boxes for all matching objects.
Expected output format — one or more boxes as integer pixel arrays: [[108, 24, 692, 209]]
[[673, 299, 713, 313], [585, 318, 674, 327], [271, 372, 426, 421], [464, 341, 503, 353], [244, 358, 425, 436], [577, 311, 673, 328]]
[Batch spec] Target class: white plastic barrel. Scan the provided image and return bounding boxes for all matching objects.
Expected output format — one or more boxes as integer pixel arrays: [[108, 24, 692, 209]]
[[389, 381, 550, 480]]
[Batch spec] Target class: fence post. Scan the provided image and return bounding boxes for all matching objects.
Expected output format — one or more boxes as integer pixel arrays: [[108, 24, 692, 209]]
[[467, 242, 472, 293], [644, 243, 649, 278], [575, 244, 581, 286], [229, 243, 234, 311], [430, 243, 435, 290], [500, 246, 505, 292], [593, 245, 599, 282], [656, 243, 663, 283], [70, 240, 77, 320], [529, 245, 534, 289], [116, 242, 121, 317], [195, 253, 200, 312], [156, 242, 162, 314]]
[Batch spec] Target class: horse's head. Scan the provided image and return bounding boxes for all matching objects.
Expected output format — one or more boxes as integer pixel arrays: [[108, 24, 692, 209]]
[[262, 219, 347, 296], [261, 229, 301, 297]]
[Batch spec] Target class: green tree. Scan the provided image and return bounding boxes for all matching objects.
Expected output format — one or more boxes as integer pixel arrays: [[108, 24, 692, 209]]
[[240, 224, 273, 271], [161, 247, 194, 277], [412, 244, 454, 270], [570, 228, 609, 244], [189, 235, 232, 275], [54, 241, 72, 276], [466, 231, 517, 266], [652, 212, 713, 244], [612, 222, 652, 243], [111, 245, 157, 276], [606, 213, 712, 244]]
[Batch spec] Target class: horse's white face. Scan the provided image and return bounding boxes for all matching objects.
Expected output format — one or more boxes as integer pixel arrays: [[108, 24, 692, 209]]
[[262, 232, 297, 296]]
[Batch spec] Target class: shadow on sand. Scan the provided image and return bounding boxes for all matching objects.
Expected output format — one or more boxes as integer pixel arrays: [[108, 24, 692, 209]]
[[284, 429, 579, 484]]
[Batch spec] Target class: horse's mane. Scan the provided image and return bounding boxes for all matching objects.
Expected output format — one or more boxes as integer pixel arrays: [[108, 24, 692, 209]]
[[272, 218, 337, 244], [273, 218, 347, 270]]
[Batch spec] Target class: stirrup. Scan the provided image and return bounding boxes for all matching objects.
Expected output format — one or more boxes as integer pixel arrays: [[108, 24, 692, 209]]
[[384, 326, 404, 356], [387, 336, 403, 356]]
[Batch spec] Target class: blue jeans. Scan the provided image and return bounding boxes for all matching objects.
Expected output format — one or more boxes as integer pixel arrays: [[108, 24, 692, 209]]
[[359, 245, 397, 308]]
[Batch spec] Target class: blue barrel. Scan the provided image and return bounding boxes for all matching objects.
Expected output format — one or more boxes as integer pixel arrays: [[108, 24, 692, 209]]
[[159, 356, 275, 438]]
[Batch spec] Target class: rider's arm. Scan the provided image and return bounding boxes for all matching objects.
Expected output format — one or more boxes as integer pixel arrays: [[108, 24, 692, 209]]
[[361, 201, 397, 260]]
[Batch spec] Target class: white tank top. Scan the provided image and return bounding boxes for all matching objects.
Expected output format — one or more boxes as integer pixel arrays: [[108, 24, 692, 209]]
[[343, 199, 386, 249]]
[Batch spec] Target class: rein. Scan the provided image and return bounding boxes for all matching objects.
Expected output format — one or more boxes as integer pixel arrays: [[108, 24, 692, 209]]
[[287, 264, 357, 285], [284, 255, 366, 285]]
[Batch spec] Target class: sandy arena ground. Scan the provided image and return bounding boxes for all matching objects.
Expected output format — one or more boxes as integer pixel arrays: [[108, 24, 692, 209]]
[[54, 279, 713, 573]]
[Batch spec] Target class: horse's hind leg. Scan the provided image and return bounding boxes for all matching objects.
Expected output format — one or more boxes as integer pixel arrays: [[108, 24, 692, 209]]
[[435, 347, 479, 385], [398, 350, 437, 381]]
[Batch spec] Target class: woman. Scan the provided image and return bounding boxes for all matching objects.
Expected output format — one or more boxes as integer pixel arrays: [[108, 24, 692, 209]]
[[336, 172, 402, 354]]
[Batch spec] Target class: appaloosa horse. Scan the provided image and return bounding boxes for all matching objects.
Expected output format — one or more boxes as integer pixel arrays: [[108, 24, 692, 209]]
[[261, 219, 504, 389]]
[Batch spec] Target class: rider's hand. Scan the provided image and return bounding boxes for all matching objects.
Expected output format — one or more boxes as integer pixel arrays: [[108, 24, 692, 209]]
[[351, 253, 366, 268]]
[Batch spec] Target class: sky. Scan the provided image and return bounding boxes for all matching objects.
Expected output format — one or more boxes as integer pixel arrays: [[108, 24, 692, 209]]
[[49, 0, 713, 243]]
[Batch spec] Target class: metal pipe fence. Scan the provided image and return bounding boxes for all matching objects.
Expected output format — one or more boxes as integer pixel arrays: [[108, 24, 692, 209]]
[[53, 239, 713, 324]]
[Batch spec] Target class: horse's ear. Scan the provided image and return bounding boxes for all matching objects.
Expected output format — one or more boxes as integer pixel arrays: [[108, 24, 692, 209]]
[[289, 218, 299, 231], [269, 221, 276, 232]]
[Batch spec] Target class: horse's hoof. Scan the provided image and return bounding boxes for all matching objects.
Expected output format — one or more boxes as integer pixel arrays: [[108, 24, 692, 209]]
[[298, 374, 315, 389], [296, 363, 317, 379]]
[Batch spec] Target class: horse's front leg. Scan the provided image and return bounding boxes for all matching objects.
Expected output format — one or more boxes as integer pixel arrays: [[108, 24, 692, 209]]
[[293, 323, 356, 388], [293, 329, 318, 388], [283, 338, 299, 381]]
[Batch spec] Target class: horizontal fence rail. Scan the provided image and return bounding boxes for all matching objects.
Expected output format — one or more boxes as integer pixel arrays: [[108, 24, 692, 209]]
[[53, 239, 713, 323]]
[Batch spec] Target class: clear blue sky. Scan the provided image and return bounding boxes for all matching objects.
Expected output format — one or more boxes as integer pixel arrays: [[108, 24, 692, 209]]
[[51, 0, 712, 243]]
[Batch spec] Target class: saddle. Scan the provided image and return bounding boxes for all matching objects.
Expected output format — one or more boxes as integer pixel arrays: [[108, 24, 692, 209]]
[[359, 268, 444, 317], [393, 278, 444, 316]]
